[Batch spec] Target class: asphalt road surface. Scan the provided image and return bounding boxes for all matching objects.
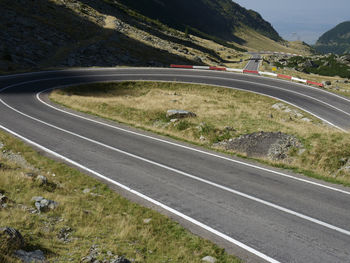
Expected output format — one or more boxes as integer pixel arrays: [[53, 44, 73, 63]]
[[1, 68, 350, 263], [244, 53, 261, 71]]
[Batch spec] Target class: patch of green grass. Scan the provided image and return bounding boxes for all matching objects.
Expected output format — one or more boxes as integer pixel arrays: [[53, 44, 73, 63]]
[[0, 130, 241, 263], [49, 81, 350, 187]]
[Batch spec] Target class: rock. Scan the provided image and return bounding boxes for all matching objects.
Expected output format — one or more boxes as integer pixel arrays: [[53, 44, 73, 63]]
[[57, 227, 72, 243], [271, 103, 285, 110], [31, 196, 58, 213], [202, 256, 217, 263], [166, 110, 196, 119], [24, 172, 36, 178], [334, 159, 350, 177], [170, 118, 179, 123], [83, 188, 91, 194], [0, 227, 24, 252], [301, 117, 311, 122], [193, 56, 202, 63], [14, 249, 46, 263], [143, 218, 152, 224], [81, 255, 96, 263], [224, 132, 301, 160], [0, 193, 8, 206], [111, 256, 131, 263], [224, 126, 236, 132], [322, 80, 332, 86], [200, 135, 206, 141], [35, 175, 48, 186]]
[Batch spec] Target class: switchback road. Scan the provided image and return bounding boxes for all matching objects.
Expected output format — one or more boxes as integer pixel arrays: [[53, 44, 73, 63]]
[[1, 68, 350, 263]]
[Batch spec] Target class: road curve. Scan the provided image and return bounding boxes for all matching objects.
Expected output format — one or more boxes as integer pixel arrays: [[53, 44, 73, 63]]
[[244, 53, 261, 72], [1, 68, 350, 263]]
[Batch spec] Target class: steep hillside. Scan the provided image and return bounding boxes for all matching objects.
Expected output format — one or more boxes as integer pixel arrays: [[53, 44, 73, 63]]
[[315, 21, 350, 54], [0, 0, 309, 74], [117, 0, 282, 43]]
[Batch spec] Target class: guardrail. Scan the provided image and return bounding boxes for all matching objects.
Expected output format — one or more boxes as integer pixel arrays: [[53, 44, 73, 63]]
[[170, 64, 324, 88]]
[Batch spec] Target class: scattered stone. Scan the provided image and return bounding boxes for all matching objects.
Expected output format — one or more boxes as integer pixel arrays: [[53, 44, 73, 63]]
[[193, 56, 202, 63], [334, 159, 350, 177], [271, 103, 285, 110], [81, 244, 100, 263], [35, 175, 48, 186], [322, 80, 332, 86], [83, 188, 91, 194], [143, 218, 152, 224], [0, 193, 8, 206], [81, 255, 96, 263], [24, 172, 36, 178], [14, 249, 46, 263], [224, 126, 236, 132], [0, 227, 24, 251], [301, 117, 312, 122], [200, 135, 206, 141], [202, 256, 217, 263], [57, 227, 72, 243], [31, 196, 58, 213], [271, 103, 305, 119], [166, 110, 196, 119], [110, 256, 131, 263], [170, 118, 179, 123]]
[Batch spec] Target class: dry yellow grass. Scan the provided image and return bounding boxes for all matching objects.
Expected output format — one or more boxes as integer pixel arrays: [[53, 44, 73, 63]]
[[50, 81, 350, 186], [0, 130, 241, 263], [235, 28, 312, 55]]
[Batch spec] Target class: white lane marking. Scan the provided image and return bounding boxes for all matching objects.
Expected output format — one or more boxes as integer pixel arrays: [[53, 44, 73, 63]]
[[0, 124, 279, 263], [39, 84, 350, 195], [1, 72, 348, 132], [1, 72, 350, 194], [2, 98, 350, 237]]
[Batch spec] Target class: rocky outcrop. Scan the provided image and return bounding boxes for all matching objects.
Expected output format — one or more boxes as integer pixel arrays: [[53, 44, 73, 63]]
[[31, 196, 58, 213], [166, 109, 197, 119], [14, 249, 46, 263], [215, 131, 302, 161]]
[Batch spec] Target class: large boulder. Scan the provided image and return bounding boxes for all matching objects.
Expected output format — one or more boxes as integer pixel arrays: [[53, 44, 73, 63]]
[[14, 249, 46, 263], [166, 109, 196, 119], [223, 131, 301, 160]]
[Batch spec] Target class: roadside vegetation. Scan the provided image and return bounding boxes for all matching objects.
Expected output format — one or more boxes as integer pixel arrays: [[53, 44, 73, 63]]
[[260, 55, 350, 97], [0, 130, 240, 262], [50, 82, 350, 186]]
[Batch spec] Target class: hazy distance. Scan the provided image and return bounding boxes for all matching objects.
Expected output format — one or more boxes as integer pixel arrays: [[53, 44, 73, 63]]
[[233, 0, 350, 44]]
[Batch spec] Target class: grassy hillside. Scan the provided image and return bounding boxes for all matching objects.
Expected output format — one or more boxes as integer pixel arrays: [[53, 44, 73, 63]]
[[315, 21, 350, 54]]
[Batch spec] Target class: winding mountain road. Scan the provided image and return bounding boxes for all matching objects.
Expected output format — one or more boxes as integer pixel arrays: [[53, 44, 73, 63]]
[[1, 68, 350, 263], [244, 53, 261, 72]]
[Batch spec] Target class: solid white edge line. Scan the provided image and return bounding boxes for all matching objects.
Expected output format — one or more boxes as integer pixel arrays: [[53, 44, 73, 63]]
[[0, 124, 280, 263], [38, 85, 350, 195], [4, 96, 350, 237], [2, 71, 349, 195]]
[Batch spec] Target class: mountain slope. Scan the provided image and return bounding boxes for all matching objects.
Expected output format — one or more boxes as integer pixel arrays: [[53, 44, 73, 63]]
[[315, 21, 350, 54], [116, 0, 282, 43], [0, 0, 309, 74]]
